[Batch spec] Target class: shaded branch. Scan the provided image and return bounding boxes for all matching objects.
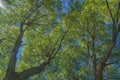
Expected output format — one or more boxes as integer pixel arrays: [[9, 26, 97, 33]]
[[20, 1, 44, 32], [108, 77, 120, 80], [105, 0, 116, 41], [17, 58, 51, 80], [105, 60, 119, 66], [117, 18, 120, 32], [5, 32, 24, 78], [95, 6, 120, 78], [92, 25, 97, 63], [23, 12, 39, 32], [86, 35, 95, 64], [51, 28, 69, 59], [5, 1, 44, 79], [115, 1, 120, 24], [34, 29, 69, 80], [102, 1, 120, 64], [105, 0, 115, 23]]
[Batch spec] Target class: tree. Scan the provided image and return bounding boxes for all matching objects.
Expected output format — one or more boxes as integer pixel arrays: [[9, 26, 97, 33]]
[[59, 0, 120, 80], [0, 0, 120, 80], [0, 0, 65, 80], [40, 0, 120, 80]]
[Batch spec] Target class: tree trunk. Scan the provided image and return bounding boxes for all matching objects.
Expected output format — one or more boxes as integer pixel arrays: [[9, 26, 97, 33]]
[[4, 58, 51, 80], [5, 33, 24, 80], [94, 41, 117, 80], [94, 64, 105, 80]]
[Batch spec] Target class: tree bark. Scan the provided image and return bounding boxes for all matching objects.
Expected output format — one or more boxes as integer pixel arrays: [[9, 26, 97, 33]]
[[17, 58, 51, 80], [4, 55, 51, 80], [94, 38, 118, 80], [5, 32, 23, 80]]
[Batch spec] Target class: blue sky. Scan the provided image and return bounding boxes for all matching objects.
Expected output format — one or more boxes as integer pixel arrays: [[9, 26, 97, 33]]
[[16, 0, 69, 59], [61, 0, 69, 13]]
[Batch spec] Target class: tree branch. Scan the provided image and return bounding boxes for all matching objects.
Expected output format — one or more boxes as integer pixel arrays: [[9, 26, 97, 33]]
[[5, 32, 24, 78], [115, 1, 120, 24], [51, 28, 69, 59], [5, 1, 43, 79], [17, 57, 51, 80], [105, 59, 119, 66], [100, 1, 119, 64], [105, 0, 116, 41], [20, 1, 44, 32], [105, 0, 115, 23]]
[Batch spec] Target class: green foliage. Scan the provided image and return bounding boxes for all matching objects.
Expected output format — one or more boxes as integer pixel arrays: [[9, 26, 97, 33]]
[[0, 0, 120, 80], [0, 26, 19, 79]]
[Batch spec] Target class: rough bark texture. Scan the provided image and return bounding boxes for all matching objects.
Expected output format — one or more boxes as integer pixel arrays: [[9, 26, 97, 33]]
[[4, 30, 52, 80], [4, 59, 50, 80], [17, 58, 51, 80], [94, 33, 119, 80], [4, 2, 45, 80], [5, 33, 24, 80], [93, 0, 120, 79]]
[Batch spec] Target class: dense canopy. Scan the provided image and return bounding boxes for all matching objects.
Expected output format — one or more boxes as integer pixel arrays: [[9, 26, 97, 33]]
[[0, 0, 120, 80]]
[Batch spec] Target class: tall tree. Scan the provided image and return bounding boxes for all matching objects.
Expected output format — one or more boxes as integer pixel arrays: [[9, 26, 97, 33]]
[[61, 0, 120, 80], [0, 0, 120, 80], [0, 0, 65, 80]]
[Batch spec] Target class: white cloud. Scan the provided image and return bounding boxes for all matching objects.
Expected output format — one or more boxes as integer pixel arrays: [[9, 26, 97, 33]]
[[0, 1, 4, 8], [0, 1, 5, 9]]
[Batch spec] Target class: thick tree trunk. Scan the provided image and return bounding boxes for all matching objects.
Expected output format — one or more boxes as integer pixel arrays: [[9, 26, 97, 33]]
[[94, 40, 117, 80], [94, 64, 105, 80], [5, 33, 23, 80], [4, 26, 65, 80]]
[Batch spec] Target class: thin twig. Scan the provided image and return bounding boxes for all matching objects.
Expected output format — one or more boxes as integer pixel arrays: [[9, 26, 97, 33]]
[[105, 0, 115, 23]]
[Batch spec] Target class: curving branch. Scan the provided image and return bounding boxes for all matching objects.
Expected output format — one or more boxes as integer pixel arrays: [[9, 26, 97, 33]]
[[116, 1, 120, 24], [105, 0, 115, 23], [5, 2, 44, 80], [17, 58, 51, 80]]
